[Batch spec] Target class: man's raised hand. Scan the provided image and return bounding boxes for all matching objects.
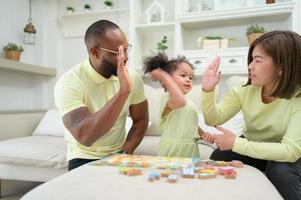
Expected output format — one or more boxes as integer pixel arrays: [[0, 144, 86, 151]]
[[117, 45, 132, 94]]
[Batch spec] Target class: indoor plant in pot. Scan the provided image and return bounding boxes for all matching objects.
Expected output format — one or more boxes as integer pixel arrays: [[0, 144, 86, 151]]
[[3, 42, 24, 61], [246, 24, 266, 45]]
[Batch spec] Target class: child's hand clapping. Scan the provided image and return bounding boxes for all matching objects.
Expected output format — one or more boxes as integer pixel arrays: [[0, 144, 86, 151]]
[[201, 132, 214, 144], [198, 127, 214, 143]]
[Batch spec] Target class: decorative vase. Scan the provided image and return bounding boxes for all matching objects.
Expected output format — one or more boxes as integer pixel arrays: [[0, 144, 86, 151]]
[[5, 51, 21, 61], [247, 33, 264, 46]]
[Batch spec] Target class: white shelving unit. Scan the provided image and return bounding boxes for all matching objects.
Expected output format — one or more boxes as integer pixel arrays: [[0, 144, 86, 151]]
[[56, 0, 300, 75], [129, 0, 300, 75], [57, 0, 130, 38], [58, 9, 129, 38], [0, 58, 57, 76]]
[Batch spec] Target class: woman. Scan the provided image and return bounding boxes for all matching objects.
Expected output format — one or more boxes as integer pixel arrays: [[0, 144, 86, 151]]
[[201, 30, 301, 200]]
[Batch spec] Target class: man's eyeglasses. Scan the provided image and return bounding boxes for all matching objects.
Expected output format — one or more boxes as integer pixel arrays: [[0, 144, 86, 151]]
[[96, 44, 132, 56]]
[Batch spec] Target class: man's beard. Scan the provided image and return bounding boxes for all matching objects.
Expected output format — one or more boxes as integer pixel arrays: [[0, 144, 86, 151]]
[[101, 58, 117, 77]]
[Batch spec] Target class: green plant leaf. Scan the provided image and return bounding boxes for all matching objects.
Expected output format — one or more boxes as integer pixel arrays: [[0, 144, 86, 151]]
[[246, 24, 266, 35], [3, 42, 24, 52]]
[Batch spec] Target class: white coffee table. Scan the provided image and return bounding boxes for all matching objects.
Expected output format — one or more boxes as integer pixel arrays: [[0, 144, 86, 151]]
[[21, 161, 283, 200]]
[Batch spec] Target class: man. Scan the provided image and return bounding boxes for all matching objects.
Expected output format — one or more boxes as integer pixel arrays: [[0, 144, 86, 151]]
[[54, 20, 149, 171]]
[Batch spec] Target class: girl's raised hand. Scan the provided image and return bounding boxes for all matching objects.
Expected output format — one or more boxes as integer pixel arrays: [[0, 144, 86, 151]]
[[150, 68, 165, 81], [202, 56, 221, 92]]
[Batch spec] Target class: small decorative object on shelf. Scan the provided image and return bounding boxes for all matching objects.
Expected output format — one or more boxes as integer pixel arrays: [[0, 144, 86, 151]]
[[23, 0, 36, 45], [145, 0, 166, 23], [66, 6, 75, 13], [84, 4, 91, 11], [202, 36, 228, 49], [156, 36, 168, 53], [246, 24, 266, 45], [3, 42, 24, 61], [104, 0, 113, 9], [196, 37, 203, 48]]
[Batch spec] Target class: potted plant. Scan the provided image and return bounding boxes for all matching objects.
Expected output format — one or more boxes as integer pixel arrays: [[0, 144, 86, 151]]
[[156, 36, 168, 53], [3, 42, 24, 61], [66, 6, 75, 13], [104, 0, 113, 9], [246, 24, 266, 45], [84, 4, 91, 11], [266, 0, 275, 4]]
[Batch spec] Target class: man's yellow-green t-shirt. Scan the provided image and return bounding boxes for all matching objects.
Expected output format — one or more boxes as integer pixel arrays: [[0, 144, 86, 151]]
[[54, 59, 146, 161], [201, 85, 301, 162], [159, 93, 200, 158]]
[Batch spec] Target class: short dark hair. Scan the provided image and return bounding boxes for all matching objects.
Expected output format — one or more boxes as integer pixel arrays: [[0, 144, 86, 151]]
[[144, 53, 193, 75], [246, 30, 301, 99], [84, 20, 119, 48]]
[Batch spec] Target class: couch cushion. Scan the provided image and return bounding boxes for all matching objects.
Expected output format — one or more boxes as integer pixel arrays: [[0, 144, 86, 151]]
[[144, 84, 163, 136], [133, 136, 159, 156], [32, 109, 65, 137], [0, 136, 67, 168]]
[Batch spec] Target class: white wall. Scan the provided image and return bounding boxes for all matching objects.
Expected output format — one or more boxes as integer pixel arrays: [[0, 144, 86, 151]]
[[0, 0, 61, 111], [57, 0, 130, 74], [0, 0, 240, 112], [0, 0, 132, 112]]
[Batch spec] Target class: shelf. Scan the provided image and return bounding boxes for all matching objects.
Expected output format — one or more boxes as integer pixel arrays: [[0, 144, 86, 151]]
[[59, 8, 129, 19], [58, 8, 129, 37], [135, 22, 175, 32], [178, 1, 295, 24], [183, 47, 249, 75], [0, 58, 57, 76], [182, 47, 249, 54]]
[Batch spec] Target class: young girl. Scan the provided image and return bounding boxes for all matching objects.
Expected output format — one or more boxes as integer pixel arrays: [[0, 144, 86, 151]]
[[144, 53, 213, 158], [201, 30, 301, 199]]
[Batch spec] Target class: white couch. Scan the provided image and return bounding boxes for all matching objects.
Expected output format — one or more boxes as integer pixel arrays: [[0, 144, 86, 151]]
[[0, 110, 68, 198], [0, 76, 246, 197]]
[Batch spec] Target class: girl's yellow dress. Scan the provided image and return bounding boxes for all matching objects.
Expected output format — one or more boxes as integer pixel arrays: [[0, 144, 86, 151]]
[[159, 93, 200, 157]]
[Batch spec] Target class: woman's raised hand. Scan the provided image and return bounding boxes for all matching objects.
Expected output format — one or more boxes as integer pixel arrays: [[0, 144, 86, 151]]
[[202, 56, 221, 92]]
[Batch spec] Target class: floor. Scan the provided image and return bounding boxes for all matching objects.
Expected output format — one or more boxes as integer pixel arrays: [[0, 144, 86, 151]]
[[0, 180, 41, 200]]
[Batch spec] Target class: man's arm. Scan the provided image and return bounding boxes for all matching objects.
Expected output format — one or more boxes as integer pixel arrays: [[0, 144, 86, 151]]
[[63, 90, 130, 147], [121, 100, 149, 153], [62, 45, 131, 147]]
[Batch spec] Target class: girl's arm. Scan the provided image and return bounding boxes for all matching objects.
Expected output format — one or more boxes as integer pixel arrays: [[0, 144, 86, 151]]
[[151, 68, 186, 109]]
